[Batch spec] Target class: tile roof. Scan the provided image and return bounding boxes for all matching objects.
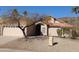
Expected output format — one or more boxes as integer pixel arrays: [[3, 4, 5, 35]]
[[48, 23, 74, 28], [0, 16, 76, 28]]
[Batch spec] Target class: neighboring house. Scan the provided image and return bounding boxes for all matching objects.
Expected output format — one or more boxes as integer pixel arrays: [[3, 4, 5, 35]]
[[0, 16, 74, 37]]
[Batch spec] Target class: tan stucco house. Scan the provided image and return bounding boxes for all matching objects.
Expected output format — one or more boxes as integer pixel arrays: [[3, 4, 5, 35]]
[[0, 16, 73, 37]]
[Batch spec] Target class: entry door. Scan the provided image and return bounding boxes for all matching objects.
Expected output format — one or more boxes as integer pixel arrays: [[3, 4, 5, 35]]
[[41, 25, 47, 36]]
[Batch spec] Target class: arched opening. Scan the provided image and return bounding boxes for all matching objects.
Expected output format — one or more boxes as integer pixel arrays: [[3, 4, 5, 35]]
[[35, 24, 43, 36], [35, 22, 47, 36]]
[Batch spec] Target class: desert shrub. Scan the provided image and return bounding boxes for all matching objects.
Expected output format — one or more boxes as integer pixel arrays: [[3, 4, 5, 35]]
[[74, 27, 79, 37], [76, 31, 79, 37], [57, 28, 71, 38], [63, 27, 70, 33], [71, 29, 77, 39]]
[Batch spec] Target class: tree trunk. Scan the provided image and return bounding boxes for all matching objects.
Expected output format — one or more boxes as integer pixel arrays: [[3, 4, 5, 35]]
[[18, 26, 27, 38], [21, 29, 28, 41], [22, 29, 27, 38]]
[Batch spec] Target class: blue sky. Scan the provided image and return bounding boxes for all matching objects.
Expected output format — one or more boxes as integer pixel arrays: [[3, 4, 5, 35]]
[[0, 6, 78, 18]]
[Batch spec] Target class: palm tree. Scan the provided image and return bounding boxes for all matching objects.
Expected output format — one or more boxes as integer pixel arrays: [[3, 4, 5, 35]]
[[72, 6, 79, 14], [11, 9, 19, 19], [23, 11, 28, 16]]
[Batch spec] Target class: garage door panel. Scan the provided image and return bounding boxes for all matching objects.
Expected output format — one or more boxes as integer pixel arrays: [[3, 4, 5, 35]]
[[3, 27, 24, 37]]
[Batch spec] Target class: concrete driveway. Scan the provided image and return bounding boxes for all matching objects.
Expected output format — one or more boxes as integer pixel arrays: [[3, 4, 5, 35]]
[[0, 36, 27, 52], [0, 36, 19, 45]]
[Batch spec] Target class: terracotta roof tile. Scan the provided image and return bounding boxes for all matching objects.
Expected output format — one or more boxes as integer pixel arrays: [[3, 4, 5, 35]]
[[48, 23, 74, 28]]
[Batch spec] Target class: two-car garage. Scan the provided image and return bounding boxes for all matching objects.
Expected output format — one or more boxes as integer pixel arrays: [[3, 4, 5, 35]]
[[3, 27, 24, 37]]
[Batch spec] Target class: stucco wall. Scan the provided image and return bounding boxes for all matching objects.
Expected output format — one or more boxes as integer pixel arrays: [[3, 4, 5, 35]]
[[27, 25, 36, 36], [3, 27, 24, 37]]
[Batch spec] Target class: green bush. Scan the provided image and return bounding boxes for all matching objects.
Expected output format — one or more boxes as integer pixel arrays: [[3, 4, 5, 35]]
[[57, 28, 71, 38], [57, 29, 62, 37]]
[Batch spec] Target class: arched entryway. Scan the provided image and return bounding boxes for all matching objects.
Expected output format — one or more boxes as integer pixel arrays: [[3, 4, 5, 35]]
[[35, 24, 43, 36], [35, 22, 47, 36]]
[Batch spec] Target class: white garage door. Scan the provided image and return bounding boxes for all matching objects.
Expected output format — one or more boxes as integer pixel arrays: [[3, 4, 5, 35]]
[[3, 27, 24, 37]]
